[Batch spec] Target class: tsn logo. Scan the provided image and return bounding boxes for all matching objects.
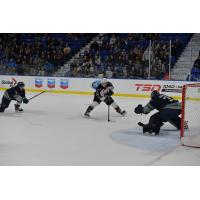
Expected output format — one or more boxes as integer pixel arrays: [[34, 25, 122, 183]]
[[135, 84, 161, 92]]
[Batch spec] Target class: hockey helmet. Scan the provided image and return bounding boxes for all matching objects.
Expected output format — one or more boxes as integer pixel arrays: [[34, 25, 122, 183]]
[[101, 78, 108, 86], [17, 81, 25, 88], [151, 90, 159, 99]]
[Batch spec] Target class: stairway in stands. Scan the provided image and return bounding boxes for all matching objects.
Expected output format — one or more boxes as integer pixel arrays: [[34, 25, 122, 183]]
[[171, 34, 200, 80]]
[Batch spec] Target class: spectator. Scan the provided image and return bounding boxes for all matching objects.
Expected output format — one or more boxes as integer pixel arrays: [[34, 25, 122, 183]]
[[163, 71, 169, 80], [193, 54, 200, 69], [0, 33, 192, 79], [0, 33, 94, 76]]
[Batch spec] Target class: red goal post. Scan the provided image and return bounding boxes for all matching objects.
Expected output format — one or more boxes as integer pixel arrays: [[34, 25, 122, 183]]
[[181, 83, 200, 148]]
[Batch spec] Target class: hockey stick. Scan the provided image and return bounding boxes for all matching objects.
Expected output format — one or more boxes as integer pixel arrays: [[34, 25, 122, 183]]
[[105, 93, 112, 122], [108, 105, 110, 122], [28, 91, 46, 101]]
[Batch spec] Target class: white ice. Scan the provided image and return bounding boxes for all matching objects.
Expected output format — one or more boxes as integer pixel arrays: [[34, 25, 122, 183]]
[[0, 91, 200, 165]]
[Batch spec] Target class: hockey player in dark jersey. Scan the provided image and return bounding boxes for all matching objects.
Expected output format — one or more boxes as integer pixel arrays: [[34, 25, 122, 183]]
[[0, 82, 29, 112], [134, 90, 181, 135], [84, 78, 126, 117]]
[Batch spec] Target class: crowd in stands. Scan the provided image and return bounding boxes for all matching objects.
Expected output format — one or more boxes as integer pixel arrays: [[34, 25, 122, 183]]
[[68, 33, 191, 80], [193, 52, 200, 69], [0, 33, 192, 80], [150, 38, 183, 80], [69, 34, 153, 79], [187, 51, 200, 81], [0, 33, 95, 76]]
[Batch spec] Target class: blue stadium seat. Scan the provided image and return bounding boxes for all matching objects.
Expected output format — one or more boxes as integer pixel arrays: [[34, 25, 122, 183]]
[[191, 67, 200, 75], [190, 74, 200, 81]]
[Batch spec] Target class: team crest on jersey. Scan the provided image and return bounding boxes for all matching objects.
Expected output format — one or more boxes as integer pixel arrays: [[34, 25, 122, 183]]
[[47, 78, 55, 88], [91, 80, 101, 89], [60, 79, 69, 89], [35, 78, 43, 88]]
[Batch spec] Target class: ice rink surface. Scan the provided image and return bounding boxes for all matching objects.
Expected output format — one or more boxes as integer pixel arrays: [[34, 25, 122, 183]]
[[0, 91, 200, 166]]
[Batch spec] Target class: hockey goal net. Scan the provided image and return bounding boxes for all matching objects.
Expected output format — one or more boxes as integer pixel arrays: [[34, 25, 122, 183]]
[[181, 83, 200, 148]]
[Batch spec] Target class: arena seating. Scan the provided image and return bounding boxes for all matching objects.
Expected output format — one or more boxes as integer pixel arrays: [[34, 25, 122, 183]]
[[68, 33, 192, 79], [0, 33, 193, 80], [0, 33, 96, 76]]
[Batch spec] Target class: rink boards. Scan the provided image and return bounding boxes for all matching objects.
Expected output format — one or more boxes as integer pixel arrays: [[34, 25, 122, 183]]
[[0, 75, 200, 100]]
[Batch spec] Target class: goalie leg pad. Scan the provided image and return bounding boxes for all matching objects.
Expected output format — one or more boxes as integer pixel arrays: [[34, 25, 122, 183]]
[[159, 108, 181, 129], [169, 117, 181, 130], [148, 113, 164, 134]]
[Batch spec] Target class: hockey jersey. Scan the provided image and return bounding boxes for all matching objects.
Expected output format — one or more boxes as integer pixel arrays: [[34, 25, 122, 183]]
[[96, 82, 114, 91], [4, 86, 25, 101], [143, 93, 181, 114], [94, 82, 114, 99]]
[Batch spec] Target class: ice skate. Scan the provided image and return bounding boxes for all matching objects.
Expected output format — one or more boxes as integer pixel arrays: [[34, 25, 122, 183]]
[[15, 104, 23, 112]]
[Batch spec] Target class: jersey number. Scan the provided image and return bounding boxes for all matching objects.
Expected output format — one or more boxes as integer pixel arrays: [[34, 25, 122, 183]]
[[159, 94, 174, 102]]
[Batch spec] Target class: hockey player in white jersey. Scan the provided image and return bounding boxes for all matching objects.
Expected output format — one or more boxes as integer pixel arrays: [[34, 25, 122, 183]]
[[84, 78, 126, 117]]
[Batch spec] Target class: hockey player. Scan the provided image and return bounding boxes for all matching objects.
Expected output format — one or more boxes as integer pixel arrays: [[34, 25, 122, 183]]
[[0, 82, 29, 112], [84, 78, 126, 117], [134, 90, 181, 135]]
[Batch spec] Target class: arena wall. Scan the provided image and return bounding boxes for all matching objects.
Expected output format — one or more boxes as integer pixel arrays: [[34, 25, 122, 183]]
[[0, 75, 199, 99]]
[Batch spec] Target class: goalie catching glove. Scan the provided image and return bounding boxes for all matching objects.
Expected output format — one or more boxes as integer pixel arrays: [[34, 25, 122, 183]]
[[134, 104, 144, 114], [23, 97, 29, 104]]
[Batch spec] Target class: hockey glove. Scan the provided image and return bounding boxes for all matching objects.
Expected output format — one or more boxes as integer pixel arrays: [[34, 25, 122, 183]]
[[107, 90, 114, 96], [23, 97, 29, 104], [134, 104, 144, 114]]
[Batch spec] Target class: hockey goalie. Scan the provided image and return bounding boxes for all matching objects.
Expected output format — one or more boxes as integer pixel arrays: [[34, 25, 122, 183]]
[[134, 90, 181, 135]]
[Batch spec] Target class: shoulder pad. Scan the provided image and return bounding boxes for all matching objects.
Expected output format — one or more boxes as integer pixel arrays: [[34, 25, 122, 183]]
[[91, 80, 101, 89]]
